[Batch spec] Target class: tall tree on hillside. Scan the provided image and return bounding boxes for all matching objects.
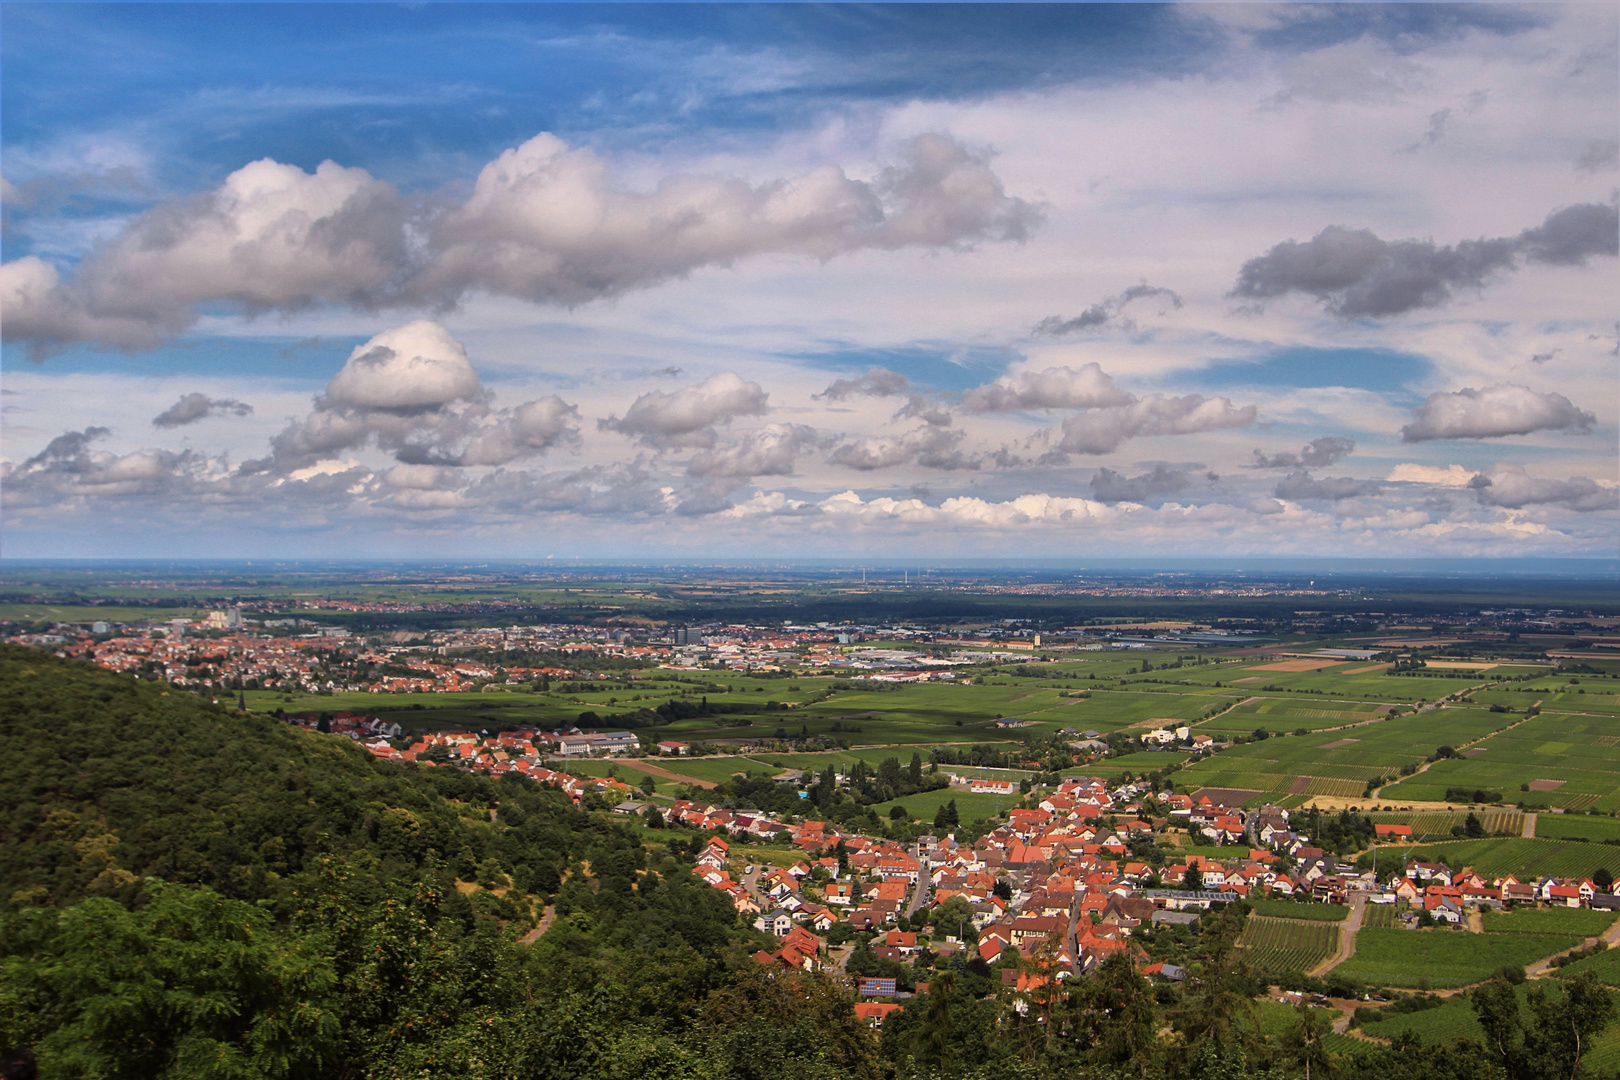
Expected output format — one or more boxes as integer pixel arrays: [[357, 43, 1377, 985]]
[[1281, 1001, 1335, 1080], [1472, 970, 1614, 1080]]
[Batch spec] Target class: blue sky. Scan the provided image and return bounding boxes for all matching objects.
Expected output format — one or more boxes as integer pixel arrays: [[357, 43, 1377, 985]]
[[2, 3, 1616, 558]]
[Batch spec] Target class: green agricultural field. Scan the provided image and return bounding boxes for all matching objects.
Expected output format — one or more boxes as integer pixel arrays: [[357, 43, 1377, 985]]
[[1474, 688, 1620, 715], [648, 757, 777, 785], [1357, 982, 1620, 1071], [1247, 997, 1335, 1029], [869, 788, 1017, 826], [1380, 712, 1620, 811], [1237, 916, 1340, 974], [1068, 750, 1191, 778], [1533, 813, 1620, 843], [1247, 899, 1349, 921], [1552, 946, 1620, 986], [1360, 903, 1402, 928], [1172, 843, 1243, 860], [1368, 809, 1524, 839], [0, 602, 210, 624], [1334, 928, 1581, 988], [728, 750, 865, 774], [1482, 907, 1618, 938], [1406, 837, 1620, 880], [1058, 689, 1231, 731], [1174, 708, 1515, 804], [1214, 665, 1485, 699], [1199, 710, 1379, 735], [1355, 994, 1484, 1044]]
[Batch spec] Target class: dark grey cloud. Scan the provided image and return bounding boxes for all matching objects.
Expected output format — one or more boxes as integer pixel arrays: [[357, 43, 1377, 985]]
[[1231, 202, 1619, 317], [1274, 471, 1381, 500], [152, 393, 253, 428], [1032, 284, 1182, 337], [816, 368, 909, 400], [1090, 464, 1208, 503], [22, 426, 111, 472], [1401, 384, 1594, 442], [1576, 139, 1619, 173], [1399, 108, 1451, 154], [892, 395, 953, 427], [1469, 465, 1619, 512], [1252, 436, 1356, 469]]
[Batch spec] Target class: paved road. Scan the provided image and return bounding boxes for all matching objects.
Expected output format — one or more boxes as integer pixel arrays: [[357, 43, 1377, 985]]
[[741, 865, 769, 907], [905, 842, 930, 919], [519, 904, 557, 945]]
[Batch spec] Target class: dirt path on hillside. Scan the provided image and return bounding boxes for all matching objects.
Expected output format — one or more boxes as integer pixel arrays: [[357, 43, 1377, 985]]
[[1310, 893, 1367, 978], [519, 905, 556, 945], [1523, 812, 1538, 838]]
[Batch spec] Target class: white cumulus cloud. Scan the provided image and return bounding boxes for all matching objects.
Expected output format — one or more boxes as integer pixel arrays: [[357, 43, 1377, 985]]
[[1400, 384, 1596, 442], [600, 372, 768, 450]]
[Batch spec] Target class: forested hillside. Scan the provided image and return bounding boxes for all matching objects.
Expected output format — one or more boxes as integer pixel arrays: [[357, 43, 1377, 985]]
[[2, 645, 1616, 1080]]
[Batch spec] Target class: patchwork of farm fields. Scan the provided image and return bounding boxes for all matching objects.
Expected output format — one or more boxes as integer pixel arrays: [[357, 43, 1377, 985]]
[[238, 643, 1620, 822], [1381, 713, 1620, 811], [1175, 707, 1520, 806], [1237, 916, 1340, 974]]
